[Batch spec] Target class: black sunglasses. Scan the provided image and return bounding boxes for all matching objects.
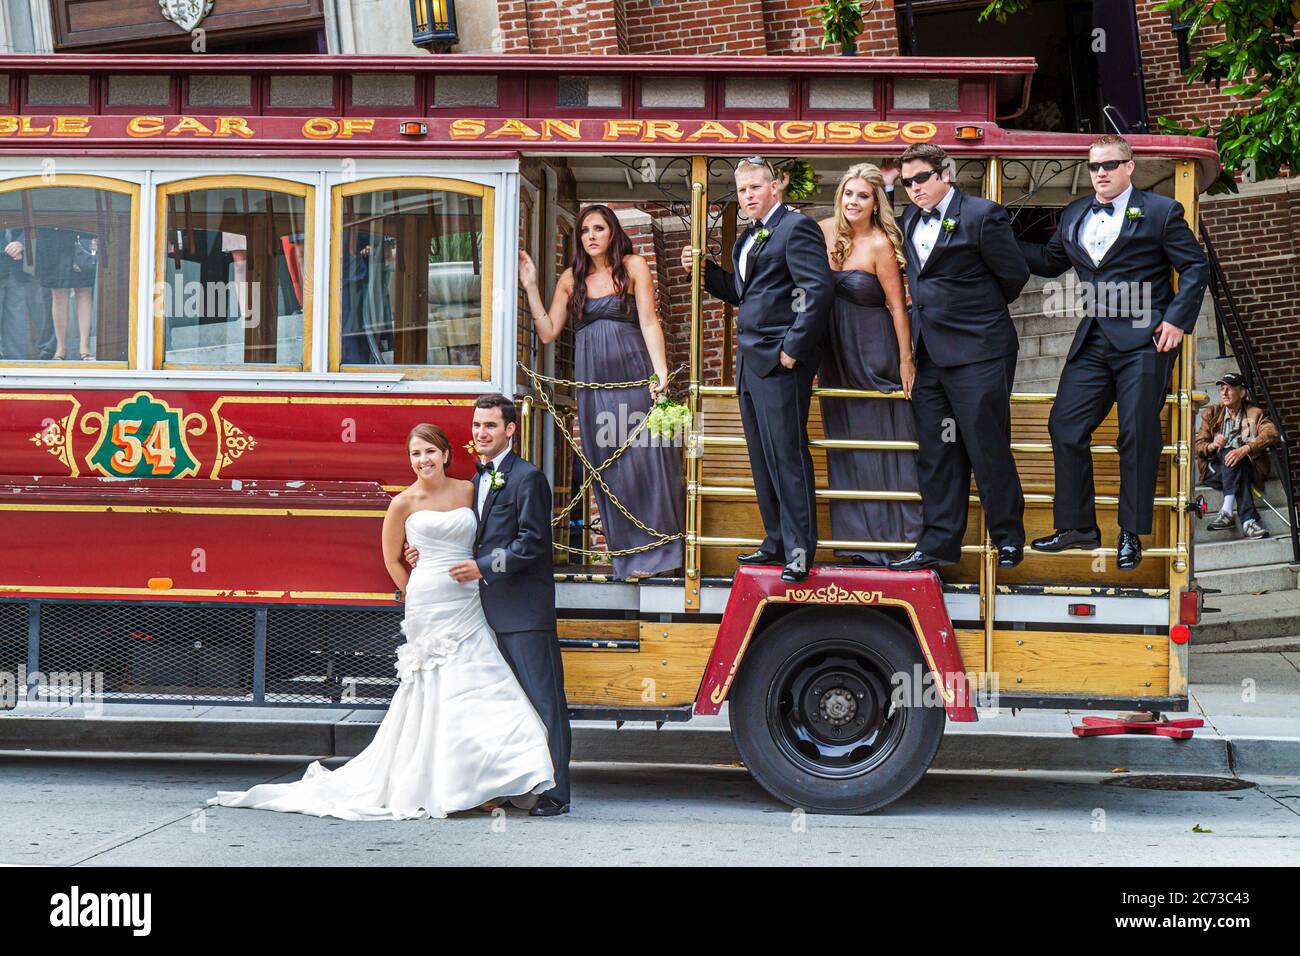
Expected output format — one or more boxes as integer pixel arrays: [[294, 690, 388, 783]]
[[898, 169, 939, 189], [1086, 159, 1129, 173]]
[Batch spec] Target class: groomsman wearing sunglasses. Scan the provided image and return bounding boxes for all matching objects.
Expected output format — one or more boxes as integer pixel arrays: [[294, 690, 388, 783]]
[[889, 143, 1031, 572], [1018, 134, 1207, 569]]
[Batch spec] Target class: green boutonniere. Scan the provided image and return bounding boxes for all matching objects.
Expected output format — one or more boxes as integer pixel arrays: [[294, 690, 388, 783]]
[[754, 226, 771, 243], [941, 217, 957, 233], [1126, 207, 1143, 221], [490, 470, 506, 491]]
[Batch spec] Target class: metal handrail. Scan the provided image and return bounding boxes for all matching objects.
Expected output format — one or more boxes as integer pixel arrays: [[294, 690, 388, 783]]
[[1202, 230, 1300, 563]]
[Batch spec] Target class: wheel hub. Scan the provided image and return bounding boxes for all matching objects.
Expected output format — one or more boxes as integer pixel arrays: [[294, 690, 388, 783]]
[[817, 686, 859, 726]]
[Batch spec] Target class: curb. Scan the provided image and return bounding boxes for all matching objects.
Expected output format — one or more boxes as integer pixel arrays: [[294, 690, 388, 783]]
[[1, 716, 1295, 778]]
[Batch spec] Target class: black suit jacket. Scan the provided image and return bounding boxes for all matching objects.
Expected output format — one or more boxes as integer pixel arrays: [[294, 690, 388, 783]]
[[901, 189, 1030, 367], [703, 204, 835, 377], [1018, 188, 1208, 359], [472, 449, 557, 634]]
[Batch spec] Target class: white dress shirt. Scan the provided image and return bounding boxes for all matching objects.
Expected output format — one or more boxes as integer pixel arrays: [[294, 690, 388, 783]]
[[737, 202, 783, 281], [476, 447, 511, 517], [910, 186, 956, 269], [1079, 183, 1133, 265]]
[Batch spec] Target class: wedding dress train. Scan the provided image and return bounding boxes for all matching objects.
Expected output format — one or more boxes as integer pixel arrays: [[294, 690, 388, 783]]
[[208, 507, 556, 820]]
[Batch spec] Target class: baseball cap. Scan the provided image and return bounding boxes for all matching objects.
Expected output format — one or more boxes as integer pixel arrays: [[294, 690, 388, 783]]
[[1216, 372, 1247, 388]]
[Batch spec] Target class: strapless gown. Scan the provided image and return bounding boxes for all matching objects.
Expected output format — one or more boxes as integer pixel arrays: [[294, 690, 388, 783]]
[[208, 507, 555, 820], [817, 269, 924, 565], [574, 291, 685, 579]]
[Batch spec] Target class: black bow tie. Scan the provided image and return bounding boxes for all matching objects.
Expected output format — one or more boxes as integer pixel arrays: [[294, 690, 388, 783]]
[[919, 208, 940, 222], [475, 461, 496, 476], [1090, 200, 1115, 215]]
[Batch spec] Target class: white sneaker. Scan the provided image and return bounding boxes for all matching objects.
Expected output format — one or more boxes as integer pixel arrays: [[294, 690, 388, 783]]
[[1242, 518, 1268, 539], [1206, 511, 1236, 531]]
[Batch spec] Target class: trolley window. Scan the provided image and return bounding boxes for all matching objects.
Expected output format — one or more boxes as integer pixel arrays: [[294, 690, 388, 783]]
[[0, 175, 138, 368], [330, 177, 493, 381], [154, 176, 314, 371]]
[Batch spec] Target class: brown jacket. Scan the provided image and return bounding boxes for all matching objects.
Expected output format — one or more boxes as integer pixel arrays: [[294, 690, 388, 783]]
[[1195, 401, 1279, 481]]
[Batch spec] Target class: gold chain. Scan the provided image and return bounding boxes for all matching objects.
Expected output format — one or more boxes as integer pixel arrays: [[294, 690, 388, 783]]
[[518, 362, 688, 559]]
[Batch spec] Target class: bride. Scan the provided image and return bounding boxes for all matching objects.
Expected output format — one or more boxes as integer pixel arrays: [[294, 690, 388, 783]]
[[208, 423, 556, 820]]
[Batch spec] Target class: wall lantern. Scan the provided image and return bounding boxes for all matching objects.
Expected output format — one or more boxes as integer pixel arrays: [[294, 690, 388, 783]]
[[411, 0, 458, 52]]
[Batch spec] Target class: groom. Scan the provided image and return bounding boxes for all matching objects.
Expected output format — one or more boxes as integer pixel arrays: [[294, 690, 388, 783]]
[[681, 156, 834, 582], [446, 393, 571, 815]]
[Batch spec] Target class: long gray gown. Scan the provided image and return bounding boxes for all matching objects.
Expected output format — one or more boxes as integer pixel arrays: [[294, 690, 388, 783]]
[[574, 291, 685, 578], [817, 269, 924, 564]]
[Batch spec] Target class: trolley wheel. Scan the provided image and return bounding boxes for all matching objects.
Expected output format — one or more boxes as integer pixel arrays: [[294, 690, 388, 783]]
[[729, 606, 946, 814]]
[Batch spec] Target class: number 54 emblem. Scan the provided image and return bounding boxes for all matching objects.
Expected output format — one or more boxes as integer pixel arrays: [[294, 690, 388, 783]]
[[82, 391, 207, 479]]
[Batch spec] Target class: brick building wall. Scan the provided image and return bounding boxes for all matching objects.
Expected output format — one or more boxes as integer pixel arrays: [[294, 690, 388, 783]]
[[1134, 0, 1300, 492]]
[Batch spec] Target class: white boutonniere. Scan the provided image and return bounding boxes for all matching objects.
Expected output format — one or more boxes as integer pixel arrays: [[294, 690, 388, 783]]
[[1126, 207, 1143, 221], [941, 217, 958, 233], [490, 470, 506, 491], [754, 226, 771, 243]]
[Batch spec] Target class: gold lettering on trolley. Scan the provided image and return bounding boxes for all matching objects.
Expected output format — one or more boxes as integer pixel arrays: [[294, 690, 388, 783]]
[[0, 115, 92, 136], [125, 115, 261, 138], [300, 117, 376, 139]]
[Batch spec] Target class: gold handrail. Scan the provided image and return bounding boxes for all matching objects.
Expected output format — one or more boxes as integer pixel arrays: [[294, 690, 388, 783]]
[[694, 484, 1181, 508], [694, 534, 1187, 560], [696, 434, 1178, 456], [697, 384, 1208, 405]]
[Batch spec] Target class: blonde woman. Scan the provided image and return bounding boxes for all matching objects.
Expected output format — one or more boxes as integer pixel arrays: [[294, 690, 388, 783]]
[[817, 163, 923, 565]]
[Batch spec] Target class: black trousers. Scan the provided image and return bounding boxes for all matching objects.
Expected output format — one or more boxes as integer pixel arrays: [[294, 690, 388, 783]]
[[1205, 449, 1259, 520], [912, 337, 1024, 561], [1050, 322, 1177, 535], [496, 628, 571, 804], [736, 356, 819, 566]]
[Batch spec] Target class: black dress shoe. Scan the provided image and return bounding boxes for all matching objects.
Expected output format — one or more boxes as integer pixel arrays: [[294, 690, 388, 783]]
[[780, 563, 808, 583], [997, 545, 1024, 568], [737, 549, 783, 565], [1116, 530, 1142, 570], [887, 549, 953, 572], [529, 797, 570, 817], [1031, 527, 1101, 553]]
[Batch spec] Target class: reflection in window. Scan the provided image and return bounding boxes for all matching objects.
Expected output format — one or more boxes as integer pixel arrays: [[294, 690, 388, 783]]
[[0, 184, 132, 364], [338, 186, 484, 370], [160, 185, 308, 367]]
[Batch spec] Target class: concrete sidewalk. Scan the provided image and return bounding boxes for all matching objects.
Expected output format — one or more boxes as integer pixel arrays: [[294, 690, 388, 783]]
[[2, 645, 1296, 778]]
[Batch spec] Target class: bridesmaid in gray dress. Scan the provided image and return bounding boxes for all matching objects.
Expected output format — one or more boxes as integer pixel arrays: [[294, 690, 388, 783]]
[[817, 163, 923, 565], [519, 204, 684, 579]]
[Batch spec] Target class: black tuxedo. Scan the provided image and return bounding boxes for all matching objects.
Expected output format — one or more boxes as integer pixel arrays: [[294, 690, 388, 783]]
[[472, 449, 570, 803], [703, 203, 834, 564], [902, 189, 1031, 560], [1019, 188, 1208, 534]]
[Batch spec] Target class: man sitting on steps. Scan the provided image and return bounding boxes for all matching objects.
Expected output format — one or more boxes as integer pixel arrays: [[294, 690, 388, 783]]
[[1196, 371, 1278, 540]]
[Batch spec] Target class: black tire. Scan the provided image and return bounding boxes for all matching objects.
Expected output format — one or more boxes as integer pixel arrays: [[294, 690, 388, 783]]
[[729, 606, 946, 814]]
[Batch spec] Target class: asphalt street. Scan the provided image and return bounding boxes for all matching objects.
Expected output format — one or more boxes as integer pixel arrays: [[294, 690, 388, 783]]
[[1, 755, 1297, 866]]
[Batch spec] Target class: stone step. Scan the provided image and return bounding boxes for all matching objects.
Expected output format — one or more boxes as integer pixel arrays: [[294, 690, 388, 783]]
[[1197, 480, 1290, 511], [1014, 353, 1067, 383], [1195, 355, 1240, 387], [1016, 330, 1077, 360], [1012, 312, 1081, 338], [1193, 504, 1293, 542], [1014, 378, 1060, 394], [1194, 562, 1297, 596], [1192, 533, 1295, 572]]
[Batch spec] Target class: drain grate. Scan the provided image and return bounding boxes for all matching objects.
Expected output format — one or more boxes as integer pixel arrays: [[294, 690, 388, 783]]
[[1103, 774, 1255, 792]]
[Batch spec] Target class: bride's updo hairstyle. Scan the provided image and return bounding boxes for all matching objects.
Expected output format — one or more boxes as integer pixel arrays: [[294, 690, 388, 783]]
[[407, 422, 452, 468]]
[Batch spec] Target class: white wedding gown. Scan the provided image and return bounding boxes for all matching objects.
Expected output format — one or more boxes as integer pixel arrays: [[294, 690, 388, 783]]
[[208, 507, 556, 820]]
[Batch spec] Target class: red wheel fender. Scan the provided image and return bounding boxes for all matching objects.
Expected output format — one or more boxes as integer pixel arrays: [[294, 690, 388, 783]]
[[694, 565, 978, 722]]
